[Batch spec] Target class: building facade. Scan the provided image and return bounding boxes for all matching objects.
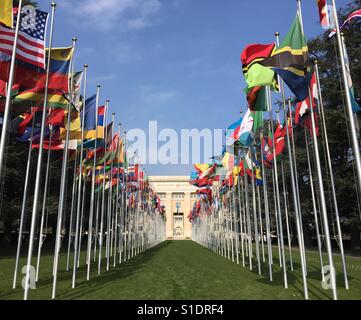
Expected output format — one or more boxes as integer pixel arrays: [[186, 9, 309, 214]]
[[149, 176, 198, 240]]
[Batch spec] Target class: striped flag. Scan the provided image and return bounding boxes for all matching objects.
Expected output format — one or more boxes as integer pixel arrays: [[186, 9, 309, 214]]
[[0, 8, 48, 68], [316, 0, 330, 29], [329, 9, 361, 37]]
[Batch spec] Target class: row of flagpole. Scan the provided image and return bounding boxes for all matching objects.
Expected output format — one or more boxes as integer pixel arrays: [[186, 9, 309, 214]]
[[0, 2, 167, 300], [191, 0, 359, 300]]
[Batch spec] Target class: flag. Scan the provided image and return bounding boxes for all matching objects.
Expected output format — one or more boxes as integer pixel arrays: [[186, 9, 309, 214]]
[[316, 0, 330, 29], [115, 138, 125, 164], [98, 106, 105, 126], [16, 107, 43, 135], [199, 163, 217, 179], [13, 89, 69, 111], [241, 43, 278, 92], [246, 86, 267, 111], [262, 134, 273, 167], [342, 36, 361, 113], [82, 95, 97, 130], [253, 160, 263, 186], [238, 109, 260, 147], [194, 163, 211, 174], [329, 9, 361, 37], [59, 97, 106, 140], [0, 47, 73, 93], [241, 43, 275, 74], [0, 0, 12, 28], [222, 152, 234, 172], [0, 8, 48, 68], [244, 63, 278, 90], [295, 72, 318, 124], [48, 108, 65, 127], [274, 123, 287, 156], [252, 111, 263, 132], [72, 71, 84, 111], [225, 118, 242, 144], [260, 13, 310, 101]]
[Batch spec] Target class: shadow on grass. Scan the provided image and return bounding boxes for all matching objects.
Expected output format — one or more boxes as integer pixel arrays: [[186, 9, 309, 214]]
[[0, 241, 172, 300]]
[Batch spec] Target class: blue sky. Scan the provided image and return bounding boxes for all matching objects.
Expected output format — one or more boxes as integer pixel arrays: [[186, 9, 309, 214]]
[[36, 0, 350, 175]]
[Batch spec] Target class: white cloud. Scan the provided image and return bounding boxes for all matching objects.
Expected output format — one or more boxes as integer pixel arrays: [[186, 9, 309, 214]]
[[88, 74, 116, 84], [139, 86, 179, 105], [62, 0, 162, 31], [146, 90, 178, 104], [110, 44, 142, 63]]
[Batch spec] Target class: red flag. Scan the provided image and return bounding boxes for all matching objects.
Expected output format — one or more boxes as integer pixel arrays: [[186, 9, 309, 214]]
[[48, 109, 65, 127], [316, 0, 330, 29], [0, 79, 5, 96], [241, 43, 275, 73]]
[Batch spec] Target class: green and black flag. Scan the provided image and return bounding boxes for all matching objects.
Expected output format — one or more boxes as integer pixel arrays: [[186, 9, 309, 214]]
[[260, 12, 310, 101]]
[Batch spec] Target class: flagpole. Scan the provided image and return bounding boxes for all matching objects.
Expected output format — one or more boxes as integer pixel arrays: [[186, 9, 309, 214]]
[[98, 99, 109, 274], [13, 112, 36, 289], [72, 64, 88, 288], [77, 181, 86, 267], [250, 147, 261, 274], [260, 129, 273, 280], [35, 123, 54, 282], [331, 0, 361, 198], [106, 113, 115, 270], [304, 129, 324, 280], [66, 149, 79, 271], [280, 159, 293, 271], [94, 184, 100, 260], [255, 152, 265, 262], [23, 3, 56, 300], [228, 183, 234, 262], [288, 99, 307, 271], [270, 104, 287, 286], [297, 0, 336, 299], [306, 90, 338, 299], [236, 157, 245, 267], [273, 25, 307, 294], [86, 84, 101, 280], [119, 133, 126, 264], [243, 158, 252, 269], [314, 60, 348, 288], [51, 36, 77, 300], [232, 181, 240, 264], [113, 123, 121, 267], [241, 171, 249, 260], [0, 0, 23, 179]]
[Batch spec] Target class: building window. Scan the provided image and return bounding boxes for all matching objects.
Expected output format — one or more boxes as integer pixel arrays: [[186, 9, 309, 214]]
[[191, 193, 197, 199], [158, 193, 166, 199], [172, 193, 185, 199]]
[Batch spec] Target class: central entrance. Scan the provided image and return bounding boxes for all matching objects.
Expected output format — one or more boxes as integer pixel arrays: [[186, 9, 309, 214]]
[[173, 213, 184, 237], [149, 176, 197, 240]]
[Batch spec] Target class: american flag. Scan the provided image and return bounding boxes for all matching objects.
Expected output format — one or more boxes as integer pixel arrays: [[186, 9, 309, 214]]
[[0, 8, 48, 69]]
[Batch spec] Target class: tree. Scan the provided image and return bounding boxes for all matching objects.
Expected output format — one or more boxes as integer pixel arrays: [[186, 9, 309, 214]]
[[306, 0, 361, 252]]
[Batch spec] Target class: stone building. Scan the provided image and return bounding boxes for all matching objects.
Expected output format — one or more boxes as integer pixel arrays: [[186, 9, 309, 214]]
[[149, 176, 198, 240]]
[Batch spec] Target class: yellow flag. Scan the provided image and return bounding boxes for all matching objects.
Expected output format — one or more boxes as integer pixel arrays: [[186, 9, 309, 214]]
[[0, 0, 13, 28]]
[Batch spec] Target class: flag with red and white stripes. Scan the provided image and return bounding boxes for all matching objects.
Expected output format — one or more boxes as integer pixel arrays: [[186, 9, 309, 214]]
[[329, 9, 361, 37], [0, 8, 48, 69]]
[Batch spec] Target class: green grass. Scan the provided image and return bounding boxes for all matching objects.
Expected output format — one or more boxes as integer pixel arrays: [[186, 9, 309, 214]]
[[0, 240, 360, 300]]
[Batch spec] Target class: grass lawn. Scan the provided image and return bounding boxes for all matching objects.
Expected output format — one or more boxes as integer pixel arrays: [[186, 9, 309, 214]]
[[0, 240, 360, 300]]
